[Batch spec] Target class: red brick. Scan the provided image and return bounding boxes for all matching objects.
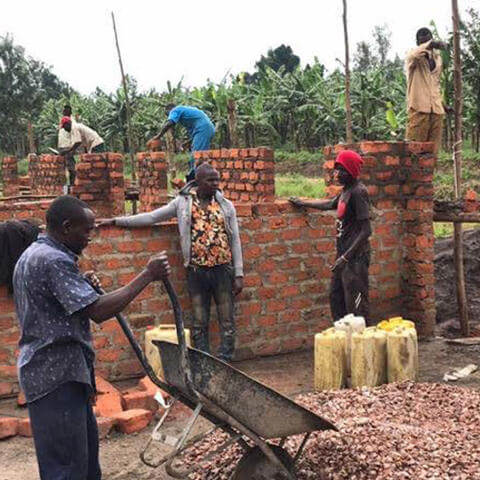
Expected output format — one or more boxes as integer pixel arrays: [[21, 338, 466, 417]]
[[113, 409, 153, 434], [0, 417, 18, 439], [359, 141, 393, 153], [18, 417, 32, 437], [94, 391, 123, 417], [97, 416, 116, 440], [117, 241, 144, 253], [122, 390, 159, 413]]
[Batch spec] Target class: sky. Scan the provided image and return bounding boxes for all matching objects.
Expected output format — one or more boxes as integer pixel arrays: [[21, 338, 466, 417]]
[[0, 0, 475, 95]]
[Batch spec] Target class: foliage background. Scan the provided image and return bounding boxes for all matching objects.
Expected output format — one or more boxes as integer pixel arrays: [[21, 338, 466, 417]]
[[1, 10, 479, 158]]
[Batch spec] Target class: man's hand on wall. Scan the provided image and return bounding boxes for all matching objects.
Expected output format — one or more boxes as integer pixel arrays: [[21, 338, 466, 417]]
[[146, 251, 171, 281], [96, 218, 115, 227], [289, 197, 305, 208], [233, 277, 244, 296]]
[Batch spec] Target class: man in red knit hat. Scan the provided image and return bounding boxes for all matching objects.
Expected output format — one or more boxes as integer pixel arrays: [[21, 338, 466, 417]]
[[290, 150, 371, 323]]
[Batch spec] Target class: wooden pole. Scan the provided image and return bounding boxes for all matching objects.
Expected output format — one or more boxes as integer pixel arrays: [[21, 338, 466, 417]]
[[452, 0, 469, 336], [111, 12, 137, 212], [342, 0, 353, 143]]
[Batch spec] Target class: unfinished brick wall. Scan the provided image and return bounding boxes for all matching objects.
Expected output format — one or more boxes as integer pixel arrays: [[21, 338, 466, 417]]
[[136, 152, 168, 211], [0, 141, 437, 397], [1, 156, 19, 197], [0, 198, 52, 222], [28, 154, 66, 195], [71, 153, 125, 217], [323, 141, 436, 334], [194, 148, 275, 202]]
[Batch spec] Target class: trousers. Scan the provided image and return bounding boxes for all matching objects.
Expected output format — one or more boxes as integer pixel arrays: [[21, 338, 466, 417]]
[[187, 264, 235, 361], [186, 124, 215, 182], [28, 381, 101, 480], [330, 252, 370, 325], [405, 108, 444, 153]]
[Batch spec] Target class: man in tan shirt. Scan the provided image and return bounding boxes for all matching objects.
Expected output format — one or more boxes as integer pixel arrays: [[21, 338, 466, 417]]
[[405, 28, 449, 153], [58, 117, 105, 155]]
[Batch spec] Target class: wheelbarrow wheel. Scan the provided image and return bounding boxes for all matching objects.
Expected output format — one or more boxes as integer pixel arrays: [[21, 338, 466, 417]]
[[231, 445, 296, 480]]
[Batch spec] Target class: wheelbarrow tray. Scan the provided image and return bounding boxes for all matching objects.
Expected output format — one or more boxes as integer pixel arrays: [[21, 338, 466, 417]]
[[155, 340, 336, 439]]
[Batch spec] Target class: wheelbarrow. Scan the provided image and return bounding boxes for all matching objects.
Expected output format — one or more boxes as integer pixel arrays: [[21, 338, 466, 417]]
[[100, 279, 337, 479]]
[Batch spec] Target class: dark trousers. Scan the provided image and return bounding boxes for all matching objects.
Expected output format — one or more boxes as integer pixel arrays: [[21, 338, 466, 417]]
[[65, 155, 76, 186], [187, 264, 235, 361], [330, 252, 370, 324], [28, 382, 101, 480]]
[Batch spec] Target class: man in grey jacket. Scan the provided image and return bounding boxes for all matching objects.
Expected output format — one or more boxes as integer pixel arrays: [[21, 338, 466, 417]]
[[101, 163, 243, 362]]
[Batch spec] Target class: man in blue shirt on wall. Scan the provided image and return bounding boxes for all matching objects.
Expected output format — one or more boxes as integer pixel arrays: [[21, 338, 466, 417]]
[[152, 104, 215, 181]]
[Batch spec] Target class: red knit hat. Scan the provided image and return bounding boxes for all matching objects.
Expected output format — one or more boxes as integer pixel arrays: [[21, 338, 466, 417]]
[[60, 116, 71, 128], [334, 150, 364, 179]]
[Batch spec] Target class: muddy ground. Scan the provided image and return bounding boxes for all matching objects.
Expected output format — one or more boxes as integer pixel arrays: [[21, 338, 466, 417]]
[[2, 339, 480, 480], [435, 228, 480, 329]]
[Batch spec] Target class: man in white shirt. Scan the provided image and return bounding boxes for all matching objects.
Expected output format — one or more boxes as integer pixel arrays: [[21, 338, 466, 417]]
[[58, 117, 105, 155], [58, 117, 105, 188]]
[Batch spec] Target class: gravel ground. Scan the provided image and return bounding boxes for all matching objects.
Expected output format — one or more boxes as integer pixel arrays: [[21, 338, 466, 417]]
[[186, 382, 480, 479]]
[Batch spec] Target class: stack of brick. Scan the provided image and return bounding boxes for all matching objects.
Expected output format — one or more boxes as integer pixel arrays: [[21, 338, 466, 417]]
[[136, 152, 168, 211], [323, 141, 436, 334], [1, 156, 19, 197], [72, 153, 125, 217], [194, 148, 275, 202], [28, 154, 66, 195], [0, 375, 168, 440]]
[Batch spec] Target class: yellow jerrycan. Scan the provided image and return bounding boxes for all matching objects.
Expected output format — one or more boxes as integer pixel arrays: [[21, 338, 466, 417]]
[[145, 325, 192, 379], [351, 327, 387, 388], [377, 317, 415, 331], [386, 326, 418, 383], [334, 315, 366, 376], [314, 328, 347, 391]]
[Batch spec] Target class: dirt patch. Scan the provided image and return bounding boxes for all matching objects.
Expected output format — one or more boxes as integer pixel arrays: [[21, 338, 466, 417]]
[[435, 228, 480, 328]]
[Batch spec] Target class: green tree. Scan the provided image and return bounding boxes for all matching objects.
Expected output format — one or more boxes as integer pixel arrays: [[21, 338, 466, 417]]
[[0, 34, 72, 155]]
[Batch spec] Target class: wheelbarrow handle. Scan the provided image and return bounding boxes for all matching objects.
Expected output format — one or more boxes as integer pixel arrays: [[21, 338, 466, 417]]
[[91, 279, 196, 398], [160, 278, 195, 395]]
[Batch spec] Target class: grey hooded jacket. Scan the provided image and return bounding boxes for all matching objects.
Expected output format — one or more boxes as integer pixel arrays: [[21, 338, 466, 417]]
[[114, 183, 244, 277]]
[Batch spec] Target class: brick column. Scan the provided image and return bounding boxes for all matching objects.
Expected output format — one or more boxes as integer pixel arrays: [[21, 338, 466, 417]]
[[137, 152, 168, 211], [1, 156, 18, 197], [194, 147, 275, 202], [28, 154, 66, 195], [72, 153, 125, 217], [323, 141, 436, 336]]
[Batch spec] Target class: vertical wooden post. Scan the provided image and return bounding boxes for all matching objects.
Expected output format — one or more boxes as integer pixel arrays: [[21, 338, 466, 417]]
[[111, 12, 137, 212], [452, 0, 469, 336], [227, 99, 239, 147], [342, 0, 353, 143]]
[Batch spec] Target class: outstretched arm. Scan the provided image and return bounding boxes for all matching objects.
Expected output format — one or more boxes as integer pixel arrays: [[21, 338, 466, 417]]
[[290, 196, 338, 211], [153, 120, 175, 140]]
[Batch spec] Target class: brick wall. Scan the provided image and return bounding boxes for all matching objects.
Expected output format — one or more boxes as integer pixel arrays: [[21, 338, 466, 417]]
[[28, 154, 66, 196], [0, 199, 52, 222], [194, 148, 275, 202], [0, 141, 437, 397], [71, 153, 125, 217], [136, 152, 168, 211], [1, 156, 19, 197], [323, 141, 436, 334]]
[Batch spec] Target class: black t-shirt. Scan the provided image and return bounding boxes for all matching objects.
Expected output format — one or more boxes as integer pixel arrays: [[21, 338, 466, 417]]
[[332, 182, 371, 257]]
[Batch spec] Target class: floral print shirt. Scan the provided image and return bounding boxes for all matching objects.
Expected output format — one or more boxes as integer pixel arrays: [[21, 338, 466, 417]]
[[190, 192, 232, 267]]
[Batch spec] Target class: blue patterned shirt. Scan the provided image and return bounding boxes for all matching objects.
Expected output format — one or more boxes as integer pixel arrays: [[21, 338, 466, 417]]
[[13, 234, 99, 403]]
